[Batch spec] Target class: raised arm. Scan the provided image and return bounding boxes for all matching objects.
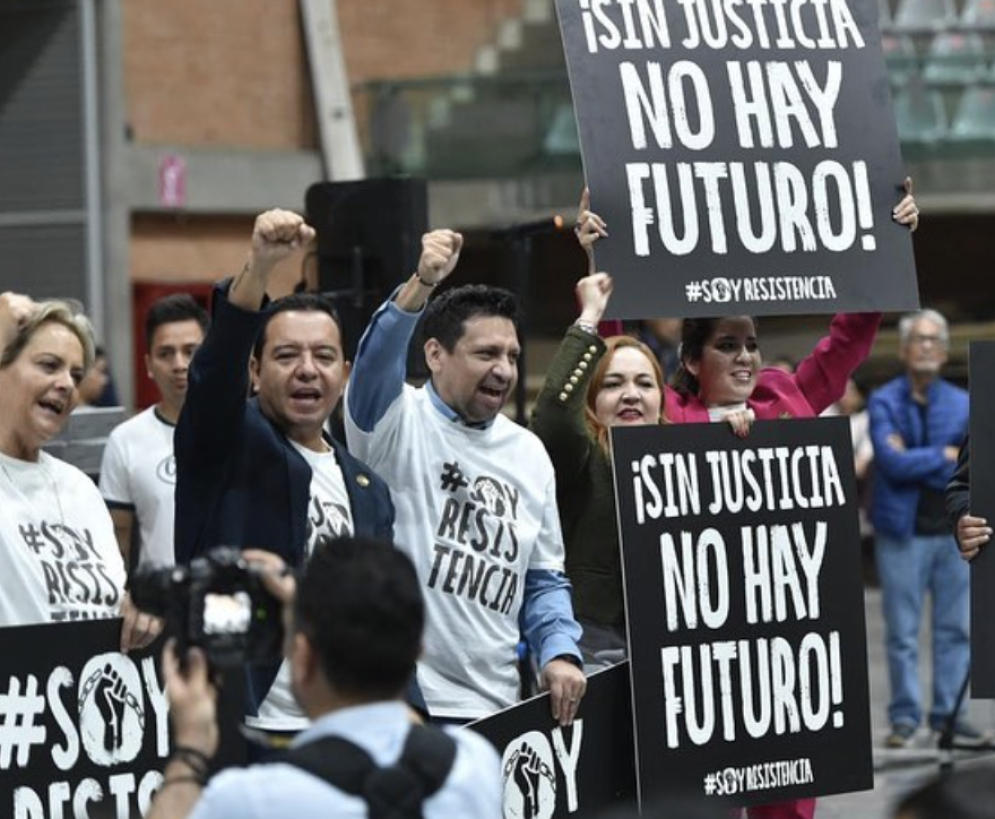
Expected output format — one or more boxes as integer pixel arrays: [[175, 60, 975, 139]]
[[791, 180, 918, 412], [0, 292, 36, 361], [346, 230, 462, 433], [791, 313, 882, 415], [530, 273, 612, 478], [176, 211, 309, 470], [229, 209, 314, 311], [174, 211, 313, 563]]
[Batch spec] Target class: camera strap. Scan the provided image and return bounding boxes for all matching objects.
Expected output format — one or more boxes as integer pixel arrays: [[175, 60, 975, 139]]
[[278, 724, 458, 819]]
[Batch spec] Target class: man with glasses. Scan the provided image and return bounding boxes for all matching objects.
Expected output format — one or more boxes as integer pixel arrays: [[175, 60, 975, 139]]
[[868, 309, 982, 748]]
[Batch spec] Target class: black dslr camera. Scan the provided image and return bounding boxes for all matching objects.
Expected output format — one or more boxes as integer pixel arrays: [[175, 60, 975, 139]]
[[130, 547, 284, 668]]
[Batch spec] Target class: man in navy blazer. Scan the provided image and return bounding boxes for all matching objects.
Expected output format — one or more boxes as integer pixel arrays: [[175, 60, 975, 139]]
[[174, 209, 407, 733]]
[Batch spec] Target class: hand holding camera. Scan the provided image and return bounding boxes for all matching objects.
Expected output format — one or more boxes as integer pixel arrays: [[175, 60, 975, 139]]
[[132, 549, 297, 772], [130, 547, 290, 669]]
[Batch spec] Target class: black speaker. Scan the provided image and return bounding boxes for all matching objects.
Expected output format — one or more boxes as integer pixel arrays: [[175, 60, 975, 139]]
[[305, 178, 428, 360]]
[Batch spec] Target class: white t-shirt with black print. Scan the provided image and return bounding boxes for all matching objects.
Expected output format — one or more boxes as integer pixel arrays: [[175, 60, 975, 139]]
[[246, 442, 354, 731], [0, 450, 126, 626], [346, 385, 566, 719]]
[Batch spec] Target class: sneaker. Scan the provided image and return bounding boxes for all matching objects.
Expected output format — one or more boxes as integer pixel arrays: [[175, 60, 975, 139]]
[[931, 719, 994, 749], [886, 723, 917, 748]]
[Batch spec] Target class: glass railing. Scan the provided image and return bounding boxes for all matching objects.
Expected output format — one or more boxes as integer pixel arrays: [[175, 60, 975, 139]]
[[883, 33, 995, 157], [355, 55, 995, 180], [354, 71, 581, 180]]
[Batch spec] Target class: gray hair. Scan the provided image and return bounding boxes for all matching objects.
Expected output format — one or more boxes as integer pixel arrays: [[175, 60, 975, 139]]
[[898, 308, 949, 346], [0, 300, 96, 373]]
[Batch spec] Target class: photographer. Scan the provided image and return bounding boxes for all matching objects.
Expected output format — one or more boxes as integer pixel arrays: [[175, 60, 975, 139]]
[[149, 536, 500, 819]]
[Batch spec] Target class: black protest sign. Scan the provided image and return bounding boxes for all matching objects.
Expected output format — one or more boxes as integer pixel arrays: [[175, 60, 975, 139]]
[[0, 621, 167, 819], [969, 342, 995, 696], [0, 620, 245, 819], [611, 418, 872, 807], [555, 0, 917, 318], [468, 662, 635, 818]]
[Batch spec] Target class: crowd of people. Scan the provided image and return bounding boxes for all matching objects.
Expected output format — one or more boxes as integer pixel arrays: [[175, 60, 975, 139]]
[[8, 177, 995, 819]]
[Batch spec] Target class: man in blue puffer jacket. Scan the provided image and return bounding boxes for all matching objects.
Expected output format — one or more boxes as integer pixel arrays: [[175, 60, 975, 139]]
[[869, 308, 982, 750]]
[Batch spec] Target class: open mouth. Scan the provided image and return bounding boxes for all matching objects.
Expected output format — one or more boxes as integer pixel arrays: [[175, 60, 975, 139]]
[[38, 398, 65, 416], [290, 388, 323, 406], [479, 385, 506, 402], [618, 408, 643, 421]]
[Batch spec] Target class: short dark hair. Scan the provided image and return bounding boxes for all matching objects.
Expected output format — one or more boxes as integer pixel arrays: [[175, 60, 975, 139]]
[[144, 294, 209, 349], [673, 316, 758, 396], [295, 537, 423, 699], [421, 284, 520, 352], [253, 293, 344, 360], [895, 766, 995, 819]]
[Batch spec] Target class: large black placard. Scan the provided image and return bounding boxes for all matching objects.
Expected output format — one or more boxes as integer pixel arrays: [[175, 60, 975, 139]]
[[555, 0, 917, 318], [0, 620, 244, 819], [969, 342, 995, 696], [469, 662, 635, 817], [611, 418, 872, 808]]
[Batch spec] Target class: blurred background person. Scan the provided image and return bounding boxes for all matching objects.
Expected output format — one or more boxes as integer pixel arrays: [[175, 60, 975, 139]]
[[868, 309, 980, 749], [74, 344, 116, 409], [100, 293, 209, 573], [823, 377, 876, 582], [767, 355, 797, 374], [635, 317, 681, 382]]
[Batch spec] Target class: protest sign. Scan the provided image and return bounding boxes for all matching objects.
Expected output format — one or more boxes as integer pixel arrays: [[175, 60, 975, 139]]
[[611, 418, 872, 807], [0, 621, 167, 819], [555, 0, 918, 318], [469, 662, 635, 818], [0, 620, 245, 819], [969, 342, 995, 696]]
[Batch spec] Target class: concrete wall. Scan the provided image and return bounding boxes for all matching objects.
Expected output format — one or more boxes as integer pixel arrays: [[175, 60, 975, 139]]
[[105, 1, 529, 404], [122, 0, 317, 149]]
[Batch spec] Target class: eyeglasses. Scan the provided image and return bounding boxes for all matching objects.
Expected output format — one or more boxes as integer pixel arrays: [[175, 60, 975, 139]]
[[908, 334, 946, 347]]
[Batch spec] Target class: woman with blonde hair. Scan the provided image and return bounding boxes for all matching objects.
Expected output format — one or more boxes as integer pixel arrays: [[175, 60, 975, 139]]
[[0, 292, 156, 646]]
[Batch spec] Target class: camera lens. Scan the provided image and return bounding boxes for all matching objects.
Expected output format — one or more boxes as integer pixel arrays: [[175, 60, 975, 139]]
[[129, 563, 184, 618]]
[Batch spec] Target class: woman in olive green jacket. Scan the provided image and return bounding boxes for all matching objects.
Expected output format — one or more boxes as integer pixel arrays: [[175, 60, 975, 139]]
[[530, 258, 666, 670]]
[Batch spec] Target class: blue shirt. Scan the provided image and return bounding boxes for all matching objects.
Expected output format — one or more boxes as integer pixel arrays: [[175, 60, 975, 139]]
[[188, 701, 501, 819]]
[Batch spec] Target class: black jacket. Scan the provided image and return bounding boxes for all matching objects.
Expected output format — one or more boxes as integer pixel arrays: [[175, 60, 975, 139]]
[[174, 281, 399, 714]]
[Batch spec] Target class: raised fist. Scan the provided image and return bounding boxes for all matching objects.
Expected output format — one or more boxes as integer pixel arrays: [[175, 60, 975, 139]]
[[416, 230, 463, 286], [250, 209, 315, 267]]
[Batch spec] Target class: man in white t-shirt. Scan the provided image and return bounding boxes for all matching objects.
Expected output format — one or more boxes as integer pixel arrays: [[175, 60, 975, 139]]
[[345, 230, 586, 724], [100, 294, 208, 571]]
